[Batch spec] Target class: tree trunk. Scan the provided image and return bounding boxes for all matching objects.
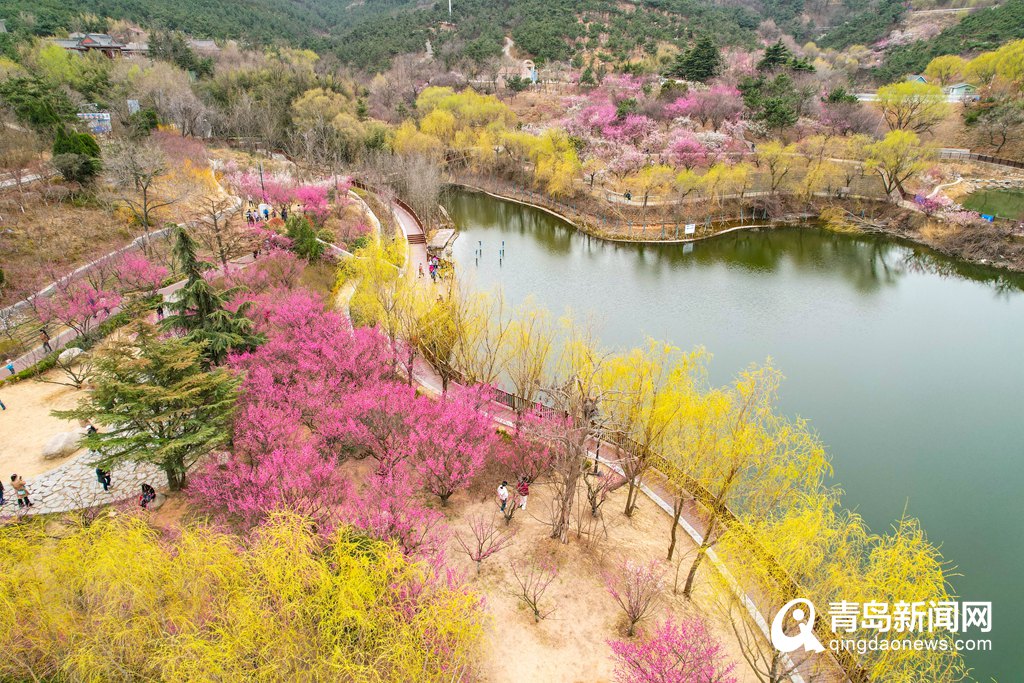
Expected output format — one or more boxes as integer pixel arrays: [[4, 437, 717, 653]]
[[682, 543, 707, 599], [683, 515, 718, 599], [624, 478, 639, 517], [667, 495, 684, 560], [165, 466, 186, 491]]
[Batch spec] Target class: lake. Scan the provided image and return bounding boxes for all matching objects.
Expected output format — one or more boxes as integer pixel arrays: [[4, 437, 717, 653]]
[[444, 188, 1024, 680]]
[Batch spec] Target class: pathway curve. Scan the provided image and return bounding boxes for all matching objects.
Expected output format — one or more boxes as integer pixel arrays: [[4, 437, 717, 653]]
[[1, 254, 258, 519], [2, 448, 161, 516], [392, 190, 820, 683]]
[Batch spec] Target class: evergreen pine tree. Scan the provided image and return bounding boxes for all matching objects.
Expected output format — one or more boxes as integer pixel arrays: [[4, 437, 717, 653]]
[[55, 324, 240, 490], [670, 36, 721, 82], [161, 226, 261, 365], [757, 40, 793, 72]]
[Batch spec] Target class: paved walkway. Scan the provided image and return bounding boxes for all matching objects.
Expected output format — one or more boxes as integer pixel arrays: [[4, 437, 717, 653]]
[[1, 256, 258, 519], [1, 448, 161, 517]]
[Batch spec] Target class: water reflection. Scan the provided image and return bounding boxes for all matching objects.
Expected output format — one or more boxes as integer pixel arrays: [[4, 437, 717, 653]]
[[444, 190, 1024, 297]]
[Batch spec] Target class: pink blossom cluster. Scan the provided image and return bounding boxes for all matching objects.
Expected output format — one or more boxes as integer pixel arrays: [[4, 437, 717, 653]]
[[190, 288, 505, 560], [227, 171, 350, 225], [37, 281, 122, 338], [609, 618, 737, 682], [113, 253, 168, 295]]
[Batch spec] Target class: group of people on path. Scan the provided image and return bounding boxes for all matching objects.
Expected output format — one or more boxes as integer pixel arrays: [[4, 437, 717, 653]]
[[419, 256, 444, 282], [497, 477, 530, 512], [245, 202, 289, 225], [0, 474, 33, 509]]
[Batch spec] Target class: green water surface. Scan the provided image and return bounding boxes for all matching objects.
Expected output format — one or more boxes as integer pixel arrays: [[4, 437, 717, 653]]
[[444, 189, 1024, 681]]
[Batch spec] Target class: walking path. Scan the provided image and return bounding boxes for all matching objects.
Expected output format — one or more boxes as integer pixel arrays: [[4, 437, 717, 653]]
[[381, 188, 819, 682], [1, 255, 258, 519], [1, 449, 161, 517]]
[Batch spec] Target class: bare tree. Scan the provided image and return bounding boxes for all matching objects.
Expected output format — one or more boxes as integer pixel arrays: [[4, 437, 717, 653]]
[[0, 125, 41, 209], [455, 513, 517, 574], [36, 348, 93, 389], [605, 558, 666, 637], [106, 141, 188, 252], [528, 328, 611, 544], [509, 557, 558, 622], [192, 195, 252, 271]]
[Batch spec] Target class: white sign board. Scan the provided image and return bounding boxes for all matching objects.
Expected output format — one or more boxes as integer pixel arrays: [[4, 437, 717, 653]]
[[684, 223, 696, 236]]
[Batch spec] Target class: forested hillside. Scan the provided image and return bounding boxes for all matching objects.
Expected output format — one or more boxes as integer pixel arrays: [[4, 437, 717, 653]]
[[878, 0, 1024, 81], [2, 0, 924, 74]]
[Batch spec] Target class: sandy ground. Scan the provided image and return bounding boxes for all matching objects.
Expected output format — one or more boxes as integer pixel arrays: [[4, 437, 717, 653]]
[[0, 370, 90, 479], [425, 464, 761, 683]]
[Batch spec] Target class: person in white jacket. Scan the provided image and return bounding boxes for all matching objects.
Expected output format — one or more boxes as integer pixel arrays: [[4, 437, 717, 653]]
[[497, 481, 509, 512]]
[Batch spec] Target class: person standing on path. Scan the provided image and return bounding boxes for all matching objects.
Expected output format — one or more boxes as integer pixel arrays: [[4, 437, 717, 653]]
[[96, 467, 111, 492], [516, 477, 529, 510], [5, 359, 13, 376], [10, 474, 32, 508], [156, 304, 164, 321], [497, 481, 509, 512], [40, 329, 52, 353]]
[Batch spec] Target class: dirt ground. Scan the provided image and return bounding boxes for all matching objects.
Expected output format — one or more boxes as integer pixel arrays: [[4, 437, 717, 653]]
[[0, 369, 89, 478], [432, 467, 761, 682]]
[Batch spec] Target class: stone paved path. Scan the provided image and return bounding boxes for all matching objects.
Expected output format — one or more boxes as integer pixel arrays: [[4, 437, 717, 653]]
[[1, 448, 162, 517]]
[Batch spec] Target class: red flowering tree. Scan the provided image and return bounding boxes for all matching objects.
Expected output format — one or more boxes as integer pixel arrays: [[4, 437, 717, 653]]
[[605, 559, 666, 637], [413, 394, 499, 505], [190, 441, 352, 532], [609, 618, 737, 683], [346, 467, 449, 562], [495, 428, 555, 484], [37, 281, 122, 340], [113, 253, 168, 297]]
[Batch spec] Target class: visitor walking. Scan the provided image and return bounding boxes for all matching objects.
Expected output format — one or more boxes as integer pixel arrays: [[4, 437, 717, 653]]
[[0, 397, 6, 411], [156, 304, 164, 321], [96, 467, 111, 492], [139, 483, 156, 508], [281, 206, 288, 221], [10, 474, 32, 508], [516, 477, 530, 510], [40, 329, 52, 353], [5, 359, 14, 376], [497, 481, 509, 512], [418, 263, 424, 278]]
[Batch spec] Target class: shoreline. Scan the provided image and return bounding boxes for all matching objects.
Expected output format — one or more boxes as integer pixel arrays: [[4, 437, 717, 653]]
[[447, 181, 1024, 275]]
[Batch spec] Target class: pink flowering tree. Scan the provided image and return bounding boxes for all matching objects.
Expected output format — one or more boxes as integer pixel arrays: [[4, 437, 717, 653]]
[[293, 184, 330, 225], [666, 133, 709, 170], [603, 114, 656, 144], [344, 382, 420, 476], [606, 148, 646, 180], [37, 281, 122, 340], [413, 394, 499, 505], [113, 253, 168, 297], [346, 466, 449, 562], [667, 86, 744, 131], [454, 512, 516, 574], [190, 441, 352, 532], [496, 428, 555, 483], [605, 559, 666, 637], [609, 618, 737, 682]]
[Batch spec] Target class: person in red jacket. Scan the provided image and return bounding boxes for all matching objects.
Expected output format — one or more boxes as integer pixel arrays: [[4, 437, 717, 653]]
[[516, 477, 530, 511]]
